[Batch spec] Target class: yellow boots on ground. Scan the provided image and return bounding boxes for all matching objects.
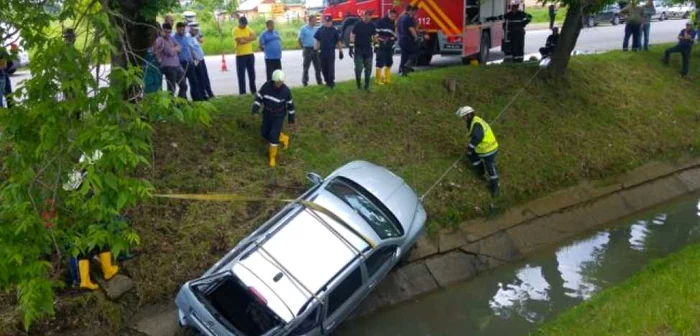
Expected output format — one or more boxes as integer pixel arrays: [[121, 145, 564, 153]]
[[383, 67, 391, 84], [375, 68, 384, 85], [79, 251, 119, 290], [279, 132, 289, 150], [375, 67, 392, 85], [269, 133, 291, 167]]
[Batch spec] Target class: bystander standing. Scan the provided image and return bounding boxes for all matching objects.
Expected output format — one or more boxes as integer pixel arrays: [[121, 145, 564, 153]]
[[233, 16, 257, 95], [189, 23, 214, 99], [173, 22, 204, 101], [154, 23, 188, 99], [642, 0, 656, 51], [259, 20, 283, 82], [314, 15, 344, 88], [620, 1, 644, 52], [298, 15, 323, 86]]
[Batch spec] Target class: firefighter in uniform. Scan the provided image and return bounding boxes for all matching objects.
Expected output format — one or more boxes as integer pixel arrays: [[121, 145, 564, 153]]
[[456, 106, 500, 197], [252, 70, 296, 168], [375, 9, 397, 85], [503, 4, 532, 63]]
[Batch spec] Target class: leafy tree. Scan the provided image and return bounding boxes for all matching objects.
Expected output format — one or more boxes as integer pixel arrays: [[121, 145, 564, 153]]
[[0, 0, 211, 330]]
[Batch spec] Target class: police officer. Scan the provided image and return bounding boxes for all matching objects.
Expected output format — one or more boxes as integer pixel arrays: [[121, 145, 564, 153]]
[[503, 4, 532, 63], [375, 9, 397, 84], [456, 106, 500, 197], [398, 5, 419, 76], [349, 11, 377, 91], [314, 15, 344, 88], [252, 70, 296, 168]]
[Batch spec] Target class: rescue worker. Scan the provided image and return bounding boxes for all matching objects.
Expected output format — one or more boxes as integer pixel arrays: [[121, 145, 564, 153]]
[[314, 15, 344, 88], [398, 5, 419, 76], [503, 4, 532, 63], [456, 106, 500, 197], [349, 10, 377, 91], [251, 70, 296, 167], [539, 27, 559, 58], [62, 150, 121, 290], [375, 9, 397, 84]]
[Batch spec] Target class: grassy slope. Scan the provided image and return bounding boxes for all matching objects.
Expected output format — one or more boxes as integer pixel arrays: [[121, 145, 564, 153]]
[[528, 7, 568, 25], [1, 47, 699, 335], [535, 243, 700, 335]]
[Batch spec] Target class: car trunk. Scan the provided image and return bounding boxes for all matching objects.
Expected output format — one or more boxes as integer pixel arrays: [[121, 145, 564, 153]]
[[193, 275, 283, 336]]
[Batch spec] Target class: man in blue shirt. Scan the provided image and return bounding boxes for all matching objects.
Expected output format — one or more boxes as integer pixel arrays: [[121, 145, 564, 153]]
[[173, 22, 204, 101], [189, 23, 214, 99], [298, 15, 322, 86], [398, 5, 419, 76], [260, 20, 283, 82], [314, 15, 344, 88], [663, 21, 696, 77]]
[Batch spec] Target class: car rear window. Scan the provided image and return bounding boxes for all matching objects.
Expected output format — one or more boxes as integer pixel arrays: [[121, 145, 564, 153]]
[[325, 177, 403, 239]]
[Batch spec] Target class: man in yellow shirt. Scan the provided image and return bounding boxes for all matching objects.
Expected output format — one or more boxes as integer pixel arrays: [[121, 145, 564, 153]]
[[233, 16, 257, 95]]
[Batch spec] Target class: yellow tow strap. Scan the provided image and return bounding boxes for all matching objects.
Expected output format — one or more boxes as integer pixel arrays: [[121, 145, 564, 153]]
[[154, 193, 377, 249]]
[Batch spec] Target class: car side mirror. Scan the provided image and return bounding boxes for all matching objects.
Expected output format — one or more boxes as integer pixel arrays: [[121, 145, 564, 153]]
[[306, 172, 324, 185]]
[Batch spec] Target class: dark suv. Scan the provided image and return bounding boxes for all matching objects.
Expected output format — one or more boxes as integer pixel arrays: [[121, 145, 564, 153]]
[[586, 3, 628, 27]]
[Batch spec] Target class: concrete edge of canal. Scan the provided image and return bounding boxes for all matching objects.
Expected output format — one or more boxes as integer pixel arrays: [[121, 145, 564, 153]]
[[127, 158, 700, 336]]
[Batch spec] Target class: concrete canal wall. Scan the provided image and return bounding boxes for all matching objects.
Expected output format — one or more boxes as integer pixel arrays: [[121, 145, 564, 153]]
[[354, 159, 700, 316]]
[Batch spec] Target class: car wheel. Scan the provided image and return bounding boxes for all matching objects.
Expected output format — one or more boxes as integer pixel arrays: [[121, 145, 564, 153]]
[[586, 16, 596, 27], [682, 11, 689, 19], [612, 15, 620, 25], [415, 51, 433, 66], [661, 12, 666, 20]]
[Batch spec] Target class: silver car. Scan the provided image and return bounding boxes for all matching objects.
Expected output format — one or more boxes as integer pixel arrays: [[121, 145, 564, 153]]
[[176, 160, 427, 336]]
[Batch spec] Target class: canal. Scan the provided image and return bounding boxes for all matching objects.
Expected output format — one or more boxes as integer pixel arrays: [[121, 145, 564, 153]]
[[336, 195, 700, 336]]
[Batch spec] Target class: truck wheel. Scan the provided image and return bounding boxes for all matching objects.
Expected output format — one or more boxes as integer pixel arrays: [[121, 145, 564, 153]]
[[342, 24, 355, 47], [660, 12, 666, 20], [477, 32, 491, 64], [416, 52, 433, 66]]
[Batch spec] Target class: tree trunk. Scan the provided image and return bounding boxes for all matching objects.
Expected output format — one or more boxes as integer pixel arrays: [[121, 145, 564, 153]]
[[548, 1, 584, 77]]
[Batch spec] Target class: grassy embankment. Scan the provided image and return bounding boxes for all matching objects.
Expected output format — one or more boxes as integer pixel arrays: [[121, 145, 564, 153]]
[[528, 6, 568, 25], [1, 46, 699, 335], [535, 243, 700, 335]]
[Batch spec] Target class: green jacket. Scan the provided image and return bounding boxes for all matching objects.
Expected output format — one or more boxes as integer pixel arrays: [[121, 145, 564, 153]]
[[143, 49, 162, 94]]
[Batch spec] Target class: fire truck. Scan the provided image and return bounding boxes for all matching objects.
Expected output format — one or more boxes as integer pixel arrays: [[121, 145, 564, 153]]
[[322, 0, 509, 65]]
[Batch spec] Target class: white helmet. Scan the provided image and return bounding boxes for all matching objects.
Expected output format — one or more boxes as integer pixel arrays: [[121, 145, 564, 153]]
[[455, 106, 475, 118], [272, 69, 285, 83]]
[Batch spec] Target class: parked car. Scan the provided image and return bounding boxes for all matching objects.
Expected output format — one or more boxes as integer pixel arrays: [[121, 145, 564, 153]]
[[667, 2, 695, 18], [586, 4, 626, 27], [175, 160, 427, 336], [652, 1, 670, 20]]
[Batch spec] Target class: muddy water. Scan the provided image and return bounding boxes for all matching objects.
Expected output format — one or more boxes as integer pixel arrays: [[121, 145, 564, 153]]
[[336, 195, 700, 336]]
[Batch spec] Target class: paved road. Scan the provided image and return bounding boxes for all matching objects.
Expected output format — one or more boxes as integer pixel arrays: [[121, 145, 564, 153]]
[[8, 20, 686, 97]]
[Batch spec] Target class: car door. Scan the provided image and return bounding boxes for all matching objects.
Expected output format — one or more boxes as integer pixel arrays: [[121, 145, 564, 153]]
[[321, 261, 367, 333], [363, 245, 399, 291]]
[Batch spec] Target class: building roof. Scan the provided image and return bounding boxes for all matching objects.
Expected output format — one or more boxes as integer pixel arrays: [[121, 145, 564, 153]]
[[238, 0, 267, 11]]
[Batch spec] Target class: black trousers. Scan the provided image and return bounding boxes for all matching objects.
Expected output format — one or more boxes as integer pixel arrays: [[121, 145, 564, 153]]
[[399, 40, 418, 72], [195, 60, 214, 99], [320, 52, 336, 87], [261, 110, 285, 145], [182, 61, 204, 101], [376, 45, 394, 68], [539, 47, 554, 58], [509, 31, 525, 63], [549, 14, 555, 29], [664, 44, 691, 75], [236, 54, 257, 95], [161, 66, 188, 99], [265, 59, 282, 82], [623, 23, 642, 51], [354, 51, 373, 88], [468, 150, 499, 196]]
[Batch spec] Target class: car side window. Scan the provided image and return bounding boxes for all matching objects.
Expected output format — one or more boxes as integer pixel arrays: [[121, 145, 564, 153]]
[[365, 245, 397, 279], [289, 306, 320, 335], [326, 267, 363, 317]]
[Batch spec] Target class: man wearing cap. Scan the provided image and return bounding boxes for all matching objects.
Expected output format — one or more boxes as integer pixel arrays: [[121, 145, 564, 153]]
[[350, 10, 377, 91], [174, 22, 204, 101], [662, 21, 696, 77], [233, 16, 257, 95], [314, 15, 344, 88], [298, 15, 323, 86], [155, 23, 187, 99], [259, 20, 283, 82], [189, 23, 214, 99], [375, 9, 398, 85], [252, 70, 296, 168], [398, 5, 419, 76], [456, 106, 500, 197]]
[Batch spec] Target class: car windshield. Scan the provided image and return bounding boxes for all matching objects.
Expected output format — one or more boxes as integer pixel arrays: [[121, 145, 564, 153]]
[[325, 177, 403, 239]]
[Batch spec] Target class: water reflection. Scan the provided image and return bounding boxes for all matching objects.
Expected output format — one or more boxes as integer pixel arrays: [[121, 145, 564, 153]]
[[556, 231, 609, 299], [489, 265, 550, 322], [629, 220, 650, 252]]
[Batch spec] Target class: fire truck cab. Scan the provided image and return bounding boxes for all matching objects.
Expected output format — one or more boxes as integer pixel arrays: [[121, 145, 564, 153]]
[[322, 0, 509, 65]]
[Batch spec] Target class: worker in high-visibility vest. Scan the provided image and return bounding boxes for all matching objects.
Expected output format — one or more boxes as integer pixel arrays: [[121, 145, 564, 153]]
[[456, 106, 500, 197]]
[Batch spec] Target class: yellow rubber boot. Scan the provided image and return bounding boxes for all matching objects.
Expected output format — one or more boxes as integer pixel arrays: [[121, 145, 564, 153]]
[[98, 252, 119, 280], [79, 260, 99, 290], [268, 144, 278, 168], [384, 67, 391, 84], [375, 68, 384, 85], [279, 133, 289, 150]]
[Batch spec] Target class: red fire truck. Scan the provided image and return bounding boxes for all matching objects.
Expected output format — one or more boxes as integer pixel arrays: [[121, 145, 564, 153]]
[[322, 0, 509, 65]]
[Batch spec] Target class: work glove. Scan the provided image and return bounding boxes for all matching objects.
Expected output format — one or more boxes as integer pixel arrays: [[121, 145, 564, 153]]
[[251, 104, 260, 115], [339, 50, 344, 60], [349, 47, 354, 59]]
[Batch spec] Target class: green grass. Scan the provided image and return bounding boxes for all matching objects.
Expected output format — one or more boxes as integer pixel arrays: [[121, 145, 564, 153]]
[[198, 18, 305, 55], [2, 46, 700, 335], [535, 243, 700, 335], [528, 6, 568, 25]]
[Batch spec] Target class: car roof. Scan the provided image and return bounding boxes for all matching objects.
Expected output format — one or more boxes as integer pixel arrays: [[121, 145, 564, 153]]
[[233, 191, 374, 322]]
